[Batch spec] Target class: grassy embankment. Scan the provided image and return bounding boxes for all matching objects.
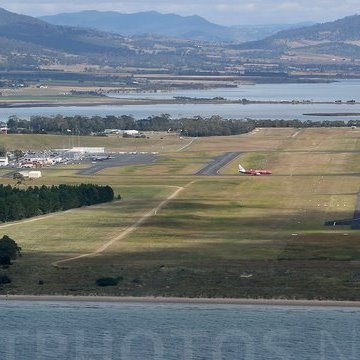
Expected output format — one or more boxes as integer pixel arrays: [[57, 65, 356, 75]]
[[1, 128, 360, 299]]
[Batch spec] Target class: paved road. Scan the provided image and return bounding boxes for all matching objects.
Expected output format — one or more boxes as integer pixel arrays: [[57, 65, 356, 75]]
[[274, 172, 360, 177], [324, 219, 353, 227], [195, 152, 242, 176], [78, 153, 159, 176], [351, 191, 360, 229]]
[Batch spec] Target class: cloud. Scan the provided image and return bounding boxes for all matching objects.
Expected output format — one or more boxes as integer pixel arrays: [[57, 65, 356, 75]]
[[1, 0, 360, 25]]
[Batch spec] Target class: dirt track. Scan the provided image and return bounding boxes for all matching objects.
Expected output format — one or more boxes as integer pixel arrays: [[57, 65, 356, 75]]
[[52, 183, 193, 267]]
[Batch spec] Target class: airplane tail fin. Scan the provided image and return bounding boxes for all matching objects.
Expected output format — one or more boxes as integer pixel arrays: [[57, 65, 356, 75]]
[[238, 164, 246, 173]]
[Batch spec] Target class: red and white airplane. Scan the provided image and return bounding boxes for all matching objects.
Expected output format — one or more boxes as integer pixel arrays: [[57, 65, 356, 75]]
[[238, 164, 272, 176]]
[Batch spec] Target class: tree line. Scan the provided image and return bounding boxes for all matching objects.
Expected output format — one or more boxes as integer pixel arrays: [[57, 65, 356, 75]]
[[0, 184, 114, 223], [6, 114, 360, 138]]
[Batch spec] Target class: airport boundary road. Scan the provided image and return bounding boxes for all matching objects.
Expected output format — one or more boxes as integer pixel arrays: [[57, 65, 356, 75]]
[[351, 190, 360, 229]]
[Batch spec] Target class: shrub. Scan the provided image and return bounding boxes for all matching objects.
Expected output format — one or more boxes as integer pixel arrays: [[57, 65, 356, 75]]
[[0, 275, 11, 284], [96, 276, 122, 287], [0, 255, 11, 266], [0, 235, 21, 261]]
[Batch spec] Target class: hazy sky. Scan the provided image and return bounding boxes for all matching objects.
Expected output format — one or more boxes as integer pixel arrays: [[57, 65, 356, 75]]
[[1, 0, 359, 25]]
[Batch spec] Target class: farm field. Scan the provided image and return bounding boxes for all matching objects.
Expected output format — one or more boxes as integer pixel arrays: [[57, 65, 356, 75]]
[[1, 128, 360, 299]]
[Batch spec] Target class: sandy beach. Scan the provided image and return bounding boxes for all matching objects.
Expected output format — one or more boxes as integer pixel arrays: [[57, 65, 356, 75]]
[[1, 295, 360, 307]]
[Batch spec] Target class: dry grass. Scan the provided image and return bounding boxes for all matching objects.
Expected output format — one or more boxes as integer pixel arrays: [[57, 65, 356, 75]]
[[0, 133, 185, 152], [2, 127, 360, 299]]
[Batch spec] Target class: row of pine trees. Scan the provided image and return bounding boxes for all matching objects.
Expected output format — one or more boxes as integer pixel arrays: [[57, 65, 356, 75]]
[[7, 114, 360, 137], [0, 184, 114, 222]]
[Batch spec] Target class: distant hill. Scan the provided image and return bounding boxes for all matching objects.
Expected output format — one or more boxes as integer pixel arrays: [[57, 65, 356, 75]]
[[40, 11, 236, 42], [40, 11, 313, 43], [0, 7, 229, 71], [2, 6, 360, 76], [0, 7, 133, 56], [231, 22, 315, 43], [270, 15, 360, 42], [236, 15, 360, 57]]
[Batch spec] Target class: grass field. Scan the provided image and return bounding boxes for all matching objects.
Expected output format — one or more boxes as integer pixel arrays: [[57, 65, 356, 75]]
[[0, 133, 187, 152], [1, 128, 360, 300]]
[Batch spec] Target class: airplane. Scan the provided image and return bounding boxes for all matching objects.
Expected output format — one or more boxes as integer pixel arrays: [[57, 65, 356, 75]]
[[91, 155, 110, 161], [238, 164, 272, 176]]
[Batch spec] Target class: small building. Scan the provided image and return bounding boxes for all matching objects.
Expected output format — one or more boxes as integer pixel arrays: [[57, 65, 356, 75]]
[[0, 127, 8, 134], [19, 170, 42, 179], [68, 147, 105, 154], [104, 129, 122, 135], [0, 156, 8, 166], [123, 130, 140, 137]]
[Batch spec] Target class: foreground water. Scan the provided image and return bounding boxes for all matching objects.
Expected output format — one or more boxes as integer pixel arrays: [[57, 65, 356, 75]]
[[1, 300, 359, 359], [2, 80, 360, 121]]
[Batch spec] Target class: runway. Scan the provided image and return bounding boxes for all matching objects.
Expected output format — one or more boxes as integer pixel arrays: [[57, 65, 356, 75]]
[[78, 153, 159, 176], [195, 152, 242, 176]]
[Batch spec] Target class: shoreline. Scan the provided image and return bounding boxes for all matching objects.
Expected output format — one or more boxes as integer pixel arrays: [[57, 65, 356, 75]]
[[1, 99, 360, 109], [1, 295, 360, 307]]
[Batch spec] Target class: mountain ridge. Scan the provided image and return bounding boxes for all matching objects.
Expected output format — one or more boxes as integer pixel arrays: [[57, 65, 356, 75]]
[[39, 10, 314, 43], [1, 7, 360, 74], [236, 14, 360, 57], [40, 10, 234, 42]]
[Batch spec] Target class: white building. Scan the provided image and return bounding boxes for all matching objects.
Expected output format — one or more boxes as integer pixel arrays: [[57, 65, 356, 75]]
[[123, 130, 139, 136], [104, 129, 122, 135], [68, 147, 105, 154], [19, 170, 42, 179], [0, 156, 8, 166]]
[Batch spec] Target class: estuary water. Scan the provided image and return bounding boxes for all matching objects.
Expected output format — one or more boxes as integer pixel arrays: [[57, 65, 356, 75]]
[[108, 79, 360, 102], [1, 300, 359, 360], [2, 79, 360, 121], [5, 102, 360, 122]]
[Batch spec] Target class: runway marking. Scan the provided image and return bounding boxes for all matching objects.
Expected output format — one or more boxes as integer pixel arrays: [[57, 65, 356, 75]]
[[291, 130, 301, 138]]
